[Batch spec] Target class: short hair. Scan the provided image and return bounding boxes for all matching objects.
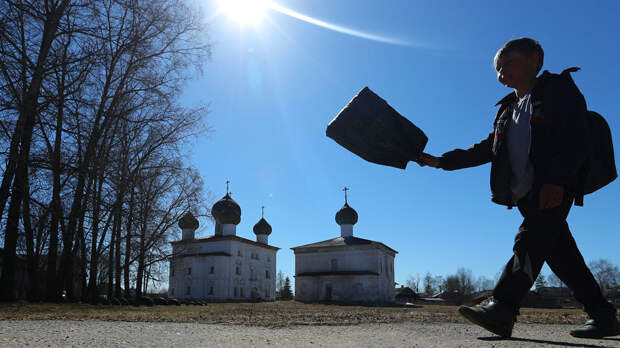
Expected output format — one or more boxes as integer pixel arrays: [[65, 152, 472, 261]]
[[494, 38, 544, 73]]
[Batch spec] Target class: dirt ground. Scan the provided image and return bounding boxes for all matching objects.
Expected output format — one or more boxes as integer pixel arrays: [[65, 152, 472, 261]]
[[1, 302, 619, 347], [2, 319, 620, 347]]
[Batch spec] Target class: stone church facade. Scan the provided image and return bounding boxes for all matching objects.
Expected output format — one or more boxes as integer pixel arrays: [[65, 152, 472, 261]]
[[291, 191, 397, 303], [169, 191, 278, 301]]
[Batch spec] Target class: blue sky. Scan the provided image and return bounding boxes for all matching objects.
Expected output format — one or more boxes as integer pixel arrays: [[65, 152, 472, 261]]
[[180, 0, 620, 287]]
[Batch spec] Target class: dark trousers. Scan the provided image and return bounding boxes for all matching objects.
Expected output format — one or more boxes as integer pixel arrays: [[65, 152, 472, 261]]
[[492, 186, 614, 316]]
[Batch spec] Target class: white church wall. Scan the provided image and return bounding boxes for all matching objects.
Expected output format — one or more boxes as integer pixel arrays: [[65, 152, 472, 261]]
[[231, 242, 277, 301], [293, 246, 396, 303], [295, 275, 381, 303], [294, 247, 378, 275], [377, 252, 396, 302], [169, 239, 277, 301]]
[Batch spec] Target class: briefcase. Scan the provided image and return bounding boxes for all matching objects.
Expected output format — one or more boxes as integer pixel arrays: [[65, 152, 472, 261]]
[[326, 87, 428, 169]]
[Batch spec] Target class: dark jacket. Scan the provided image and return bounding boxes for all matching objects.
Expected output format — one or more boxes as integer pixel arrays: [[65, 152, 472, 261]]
[[439, 68, 590, 206]]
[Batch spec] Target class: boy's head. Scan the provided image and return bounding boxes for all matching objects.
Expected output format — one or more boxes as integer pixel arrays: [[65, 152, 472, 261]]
[[494, 38, 544, 90]]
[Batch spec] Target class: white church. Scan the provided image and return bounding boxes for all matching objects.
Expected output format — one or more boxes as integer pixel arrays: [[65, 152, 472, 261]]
[[291, 189, 397, 303], [168, 187, 278, 301]]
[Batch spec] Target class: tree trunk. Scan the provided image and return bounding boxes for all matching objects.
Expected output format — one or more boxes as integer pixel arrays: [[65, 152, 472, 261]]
[[114, 206, 123, 297], [123, 189, 135, 299], [87, 171, 105, 303], [22, 171, 39, 301], [0, 120, 22, 221]]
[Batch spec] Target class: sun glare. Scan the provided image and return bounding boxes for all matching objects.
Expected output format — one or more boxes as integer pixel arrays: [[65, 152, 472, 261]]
[[218, 0, 272, 25]]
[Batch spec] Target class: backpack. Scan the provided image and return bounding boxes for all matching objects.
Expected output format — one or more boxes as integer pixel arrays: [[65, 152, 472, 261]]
[[535, 68, 617, 206], [575, 110, 618, 205], [550, 68, 617, 206]]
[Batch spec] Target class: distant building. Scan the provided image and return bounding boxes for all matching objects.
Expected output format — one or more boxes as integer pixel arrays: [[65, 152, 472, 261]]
[[169, 188, 279, 301], [291, 188, 397, 304], [606, 286, 620, 307], [395, 286, 418, 303], [522, 286, 577, 308]]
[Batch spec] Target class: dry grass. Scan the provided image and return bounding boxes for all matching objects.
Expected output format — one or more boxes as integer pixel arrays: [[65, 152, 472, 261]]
[[0, 301, 591, 327]]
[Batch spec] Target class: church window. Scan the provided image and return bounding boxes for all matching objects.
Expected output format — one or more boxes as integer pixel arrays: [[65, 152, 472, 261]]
[[331, 258, 338, 271], [236, 266, 241, 275], [240, 288, 244, 297], [187, 267, 192, 275], [171, 288, 174, 295], [186, 286, 191, 295], [238, 250, 242, 257], [234, 287, 238, 297], [209, 266, 214, 274], [209, 286, 214, 295], [267, 257, 271, 262], [265, 270, 270, 279], [250, 267, 256, 280]]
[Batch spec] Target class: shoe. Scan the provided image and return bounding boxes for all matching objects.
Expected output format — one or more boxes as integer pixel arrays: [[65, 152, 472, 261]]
[[458, 301, 516, 338], [570, 317, 620, 338]]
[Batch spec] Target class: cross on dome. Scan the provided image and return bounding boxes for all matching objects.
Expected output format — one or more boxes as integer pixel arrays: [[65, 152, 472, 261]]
[[343, 187, 349, 204]]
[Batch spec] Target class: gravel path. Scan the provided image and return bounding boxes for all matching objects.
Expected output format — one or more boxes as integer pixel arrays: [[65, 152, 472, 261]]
[[1, 320, 620, 347]]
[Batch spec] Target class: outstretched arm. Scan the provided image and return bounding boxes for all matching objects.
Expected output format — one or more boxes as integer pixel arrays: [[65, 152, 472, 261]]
[[416, 132, 494, 170]]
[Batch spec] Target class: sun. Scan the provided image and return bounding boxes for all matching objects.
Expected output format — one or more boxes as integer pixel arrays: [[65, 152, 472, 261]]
[[218, 0, 272, 25]]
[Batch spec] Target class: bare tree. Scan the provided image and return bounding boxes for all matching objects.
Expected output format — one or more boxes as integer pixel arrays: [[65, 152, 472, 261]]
[[276, 270, 285, 293], [443, 268, 474, 305], [475, 275, 494, 292], [422, 272, 435, 296], [0, 0, 211, 302], [589, 259, 620, 294], [534, 274, 547, 290], [546, 272, 566, 288], [0, 0, 71, 301], [406, 273, 421, 293]]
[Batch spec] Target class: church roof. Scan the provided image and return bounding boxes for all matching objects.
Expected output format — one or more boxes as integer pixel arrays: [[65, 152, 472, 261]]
[[335, 203, 358, 225], [178, 212, 199, 230], [170, 234, 279, 250], [253, 218, 272, 235], [290, 236, 397, 254], [211, 193, 241, 225]]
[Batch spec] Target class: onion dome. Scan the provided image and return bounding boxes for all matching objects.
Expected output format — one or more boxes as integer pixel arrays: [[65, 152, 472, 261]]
[[178, 212, 199, 230], [335, 203, 358, 225], [253, 218, 272, 235], [211, 193, 241, 225]]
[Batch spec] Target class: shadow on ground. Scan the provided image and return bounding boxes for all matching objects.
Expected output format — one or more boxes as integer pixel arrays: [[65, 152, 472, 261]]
[[479, 336, 620, 348]]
